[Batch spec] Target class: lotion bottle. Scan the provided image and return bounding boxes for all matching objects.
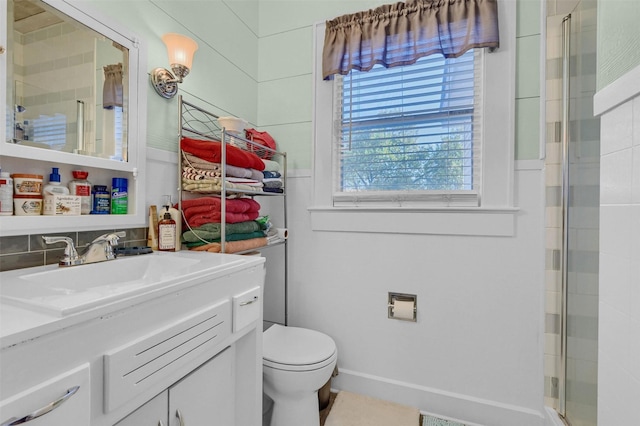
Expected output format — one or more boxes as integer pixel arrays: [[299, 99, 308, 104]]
[[158, 195, 181, 251], [158, 205, 176, 252], [43, 167, 70, 215]]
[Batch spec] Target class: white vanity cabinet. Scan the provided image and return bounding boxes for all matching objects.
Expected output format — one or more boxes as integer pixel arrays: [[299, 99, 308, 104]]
[[0, 254, 265, 426], [168, 348, 235, 426], [115, 349, 234, 426], [113, 392, 167, 426], [0, 363, 91, 425]]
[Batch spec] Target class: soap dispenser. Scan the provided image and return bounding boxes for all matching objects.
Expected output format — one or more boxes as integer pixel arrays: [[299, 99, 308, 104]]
[[158, 195, 181, 251], [158, 205, 177, 252]]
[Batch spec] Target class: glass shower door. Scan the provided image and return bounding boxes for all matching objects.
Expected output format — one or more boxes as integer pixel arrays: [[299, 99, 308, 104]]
[[560, 1, 599, 425]]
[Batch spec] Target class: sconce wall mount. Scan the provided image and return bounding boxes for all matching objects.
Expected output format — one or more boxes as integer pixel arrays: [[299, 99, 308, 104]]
[[151, 33, 198, 99]]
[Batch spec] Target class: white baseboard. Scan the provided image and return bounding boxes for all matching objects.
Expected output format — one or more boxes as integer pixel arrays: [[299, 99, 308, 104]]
[[332, 368, 545, 426]]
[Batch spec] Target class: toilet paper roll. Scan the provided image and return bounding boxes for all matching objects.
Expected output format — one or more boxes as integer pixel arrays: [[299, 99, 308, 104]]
[[392, 300, 415, 320], [276, 228, 288, 240]]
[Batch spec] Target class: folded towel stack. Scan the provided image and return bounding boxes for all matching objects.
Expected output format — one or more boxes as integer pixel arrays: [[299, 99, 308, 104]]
[[179, 137, 285, 254], [181, 137, 265, 171], [261, 162, 284, 194], [182, 196, 261, 227]]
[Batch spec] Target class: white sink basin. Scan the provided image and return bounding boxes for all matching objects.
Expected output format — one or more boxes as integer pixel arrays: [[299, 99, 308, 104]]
[[0, 251, 245, 317]]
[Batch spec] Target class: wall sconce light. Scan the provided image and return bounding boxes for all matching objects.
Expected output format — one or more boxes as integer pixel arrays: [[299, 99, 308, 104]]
[[150, 33, 199, 99]]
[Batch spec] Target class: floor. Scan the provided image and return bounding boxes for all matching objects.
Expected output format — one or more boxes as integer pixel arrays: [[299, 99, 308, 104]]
[[319, 392, 466, 426]]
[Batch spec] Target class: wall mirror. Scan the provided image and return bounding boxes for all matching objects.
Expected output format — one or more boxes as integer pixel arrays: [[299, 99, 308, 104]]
[[0, 0, 148, 237], [5, 0, 131, 162]]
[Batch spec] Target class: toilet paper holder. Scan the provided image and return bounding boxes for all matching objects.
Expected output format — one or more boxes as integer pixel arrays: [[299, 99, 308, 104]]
[[387, 292, 417, 322]]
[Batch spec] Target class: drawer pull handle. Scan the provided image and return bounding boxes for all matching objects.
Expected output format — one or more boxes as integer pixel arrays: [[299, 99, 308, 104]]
[[1, 385, 80, 426], [239, 296, 259, 306], [176, 409, 185, 426]]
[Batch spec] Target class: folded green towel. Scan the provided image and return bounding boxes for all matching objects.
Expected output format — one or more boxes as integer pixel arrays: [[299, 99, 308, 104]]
[[182, 221, 264, 243]]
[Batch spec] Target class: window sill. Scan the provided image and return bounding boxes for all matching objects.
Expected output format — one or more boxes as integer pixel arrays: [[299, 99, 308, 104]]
[[308, 206, 519, 237]]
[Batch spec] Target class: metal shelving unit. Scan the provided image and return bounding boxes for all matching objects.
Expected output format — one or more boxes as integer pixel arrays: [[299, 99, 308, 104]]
[[177, 96, 288, 324]]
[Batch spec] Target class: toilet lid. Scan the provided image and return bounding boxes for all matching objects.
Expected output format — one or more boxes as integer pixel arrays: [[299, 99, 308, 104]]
[[263, 325, 336, 367]]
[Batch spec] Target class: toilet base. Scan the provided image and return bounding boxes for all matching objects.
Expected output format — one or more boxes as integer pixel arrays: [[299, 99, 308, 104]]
[[268, 390, 321, 426]]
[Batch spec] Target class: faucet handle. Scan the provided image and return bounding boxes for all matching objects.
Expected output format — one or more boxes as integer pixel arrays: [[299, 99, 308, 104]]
[[42, 236, 80, 265], [92, 231, 126, 245]]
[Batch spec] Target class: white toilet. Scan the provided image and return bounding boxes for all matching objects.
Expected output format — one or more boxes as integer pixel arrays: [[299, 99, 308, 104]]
[[263, 324, 337, 426]]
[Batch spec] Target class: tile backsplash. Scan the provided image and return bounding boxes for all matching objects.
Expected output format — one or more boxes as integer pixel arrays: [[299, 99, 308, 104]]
[[0, 227, 147, 272]]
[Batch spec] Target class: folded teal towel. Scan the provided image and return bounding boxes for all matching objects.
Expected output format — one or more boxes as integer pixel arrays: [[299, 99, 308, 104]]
[[182, 221, 264, 243]]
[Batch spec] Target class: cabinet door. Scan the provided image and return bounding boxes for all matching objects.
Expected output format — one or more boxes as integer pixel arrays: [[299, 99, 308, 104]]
[[169, 348, 235, 426], [0, 363, 90, 426], [114, 391, 168, 426]]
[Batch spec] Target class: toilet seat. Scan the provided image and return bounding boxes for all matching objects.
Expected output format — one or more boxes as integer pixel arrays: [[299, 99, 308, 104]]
[[263, 325, 337, 372]]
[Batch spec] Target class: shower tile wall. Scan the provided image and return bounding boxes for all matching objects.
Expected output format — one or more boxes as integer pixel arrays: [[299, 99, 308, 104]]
[[13, 21, 95, 149], [596, 73, 640, 426], [545, 0, 599, 423]]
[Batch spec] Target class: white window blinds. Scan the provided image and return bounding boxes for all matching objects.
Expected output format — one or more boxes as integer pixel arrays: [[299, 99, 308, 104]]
[[332, 49, 483, 207]]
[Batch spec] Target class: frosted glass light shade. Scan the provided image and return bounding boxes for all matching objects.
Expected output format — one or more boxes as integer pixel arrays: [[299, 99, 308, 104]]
[[162, 33, 198, 70]]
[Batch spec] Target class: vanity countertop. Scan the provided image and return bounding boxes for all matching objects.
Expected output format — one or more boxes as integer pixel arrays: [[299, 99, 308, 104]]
[[0, 251, 265, 349]]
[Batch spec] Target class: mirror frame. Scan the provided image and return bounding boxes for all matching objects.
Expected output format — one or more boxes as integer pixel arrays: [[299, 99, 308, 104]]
[[0, 0, 148, 236]]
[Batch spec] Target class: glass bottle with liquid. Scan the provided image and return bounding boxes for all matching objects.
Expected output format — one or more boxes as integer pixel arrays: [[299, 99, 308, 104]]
[[158, 206, 176, 252]]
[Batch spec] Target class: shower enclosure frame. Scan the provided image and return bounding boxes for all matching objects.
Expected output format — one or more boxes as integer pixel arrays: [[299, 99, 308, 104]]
[[559, 12, 571, 418], [555, 3, 600, 423]]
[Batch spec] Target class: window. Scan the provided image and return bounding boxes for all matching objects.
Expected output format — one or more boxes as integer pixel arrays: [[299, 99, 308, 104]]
[[311, 0, 516, 236], [333, 49, 482, 207]]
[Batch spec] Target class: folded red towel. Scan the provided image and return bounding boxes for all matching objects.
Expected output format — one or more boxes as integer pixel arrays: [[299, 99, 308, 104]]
[[181, 196, 260, 213], [188, 211, 260, 227], [181, 137, 265, 171]]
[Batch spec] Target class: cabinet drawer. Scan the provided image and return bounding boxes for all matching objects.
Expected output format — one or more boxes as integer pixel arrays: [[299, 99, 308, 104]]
[[0, 363, 90, 426], [233, 286, 262, 332], [104, 299, 231, 413]]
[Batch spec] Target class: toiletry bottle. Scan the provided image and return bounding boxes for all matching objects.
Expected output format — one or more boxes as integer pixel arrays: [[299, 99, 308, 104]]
[[158, 195, 182, 251], [0, 171, 13, 216], [158, 206, 177, 252], [43, 167, 70, 215], [91, 185, 110, 214], [69, 170, 92, 214], [111, 177, 128, 214]]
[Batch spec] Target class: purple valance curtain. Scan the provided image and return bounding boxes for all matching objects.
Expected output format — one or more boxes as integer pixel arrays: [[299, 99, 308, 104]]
[[322, 0, 499, 80]]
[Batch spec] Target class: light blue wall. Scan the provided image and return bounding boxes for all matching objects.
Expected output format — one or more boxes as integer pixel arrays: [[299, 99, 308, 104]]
[[87, 0, 260, 152], [596, 0, 640, 90], [516, 0, 542, 160], [257, 1, 385, 170], [257, 0, 543, 170], [87, 0, 542, 164]]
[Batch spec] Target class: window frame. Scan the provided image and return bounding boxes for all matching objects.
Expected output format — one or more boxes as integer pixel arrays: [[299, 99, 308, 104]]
[[310, 0, 517, 236], [332, 49, 482, 207]]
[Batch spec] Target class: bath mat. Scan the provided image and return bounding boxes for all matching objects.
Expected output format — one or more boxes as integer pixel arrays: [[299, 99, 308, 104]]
[[324, 390, 420, 426]]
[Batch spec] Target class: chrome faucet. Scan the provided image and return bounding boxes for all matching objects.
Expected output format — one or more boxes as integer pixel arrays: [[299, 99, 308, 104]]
[[42, 231, 125, 267]]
